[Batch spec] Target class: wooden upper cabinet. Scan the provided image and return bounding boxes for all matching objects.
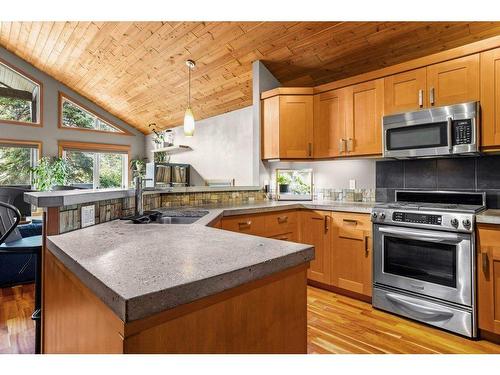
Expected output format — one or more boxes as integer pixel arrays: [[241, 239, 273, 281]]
[[261, 88, 314, 160], [384, 68, 427, 114], [345, 79, 384, 156], [481, 47, 500, 149], [330, 212, 372, 297], [476, 224, 500, 335], [426, 54, 480, 107], [313, 88, 347, 158], [299, 210, 332, 284]]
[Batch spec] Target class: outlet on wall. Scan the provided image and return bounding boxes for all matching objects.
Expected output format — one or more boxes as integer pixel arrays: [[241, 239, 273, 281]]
[[81, 205, 95, 228], [349, 179, 356, 189]]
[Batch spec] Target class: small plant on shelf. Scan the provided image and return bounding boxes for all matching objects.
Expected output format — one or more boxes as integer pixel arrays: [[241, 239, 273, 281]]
[[130, 158, 147, 179], [276, 173, 292, 193]]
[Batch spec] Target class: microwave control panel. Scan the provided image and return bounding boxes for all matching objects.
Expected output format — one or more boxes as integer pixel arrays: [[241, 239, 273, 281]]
[[392, 212, 442, 225], [453, 119, 473, 145]]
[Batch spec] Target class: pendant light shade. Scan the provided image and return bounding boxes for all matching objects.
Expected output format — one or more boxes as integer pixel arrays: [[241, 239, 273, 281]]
[[183, 59, 196, 137]]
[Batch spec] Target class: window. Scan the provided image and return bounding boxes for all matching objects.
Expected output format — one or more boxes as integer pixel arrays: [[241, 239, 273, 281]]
[[59, 141, 129, 189], [59, 93, 130, 134], [0, 139, 41, 186], [0, 60, 42, 125]]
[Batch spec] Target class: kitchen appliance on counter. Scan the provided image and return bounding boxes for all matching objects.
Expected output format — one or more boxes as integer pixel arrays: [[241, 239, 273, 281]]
[[371, 190, 486, 337], [382, 101, 480, 158], [145, 162, 190, 188]]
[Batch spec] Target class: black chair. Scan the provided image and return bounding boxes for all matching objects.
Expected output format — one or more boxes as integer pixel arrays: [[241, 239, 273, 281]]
[[0, 201, 42, 354]]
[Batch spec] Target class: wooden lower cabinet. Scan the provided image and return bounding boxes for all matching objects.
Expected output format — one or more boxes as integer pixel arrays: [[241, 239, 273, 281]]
[[476, 224, 500, 336], [330, 212, 372, 297], [299, 210, 332, 284]]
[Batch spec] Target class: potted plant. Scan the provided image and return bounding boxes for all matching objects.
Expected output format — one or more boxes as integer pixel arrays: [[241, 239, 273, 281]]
[[31, 157, 69, 191], [276, 173, 292, 193], [149, 123, 166, 149]]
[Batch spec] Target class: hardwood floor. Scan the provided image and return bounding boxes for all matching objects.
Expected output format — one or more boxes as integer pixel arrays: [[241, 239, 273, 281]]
[[0, 283, 35, 354], [1, 283, 500, 354]]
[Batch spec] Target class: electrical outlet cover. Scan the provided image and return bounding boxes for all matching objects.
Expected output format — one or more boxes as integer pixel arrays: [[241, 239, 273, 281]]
[[81, 205, 95, 228], [349, 179, 356, 189]]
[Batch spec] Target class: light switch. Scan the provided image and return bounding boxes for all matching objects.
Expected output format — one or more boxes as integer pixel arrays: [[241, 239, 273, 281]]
[[81, 205, 95, 228], [349, 179, 356, 189]]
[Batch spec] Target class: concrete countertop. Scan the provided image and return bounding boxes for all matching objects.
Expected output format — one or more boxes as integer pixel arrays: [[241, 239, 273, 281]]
[[46, 200, 375, 323], [476, 209, 500, 225], [25, 186, 262, 207]]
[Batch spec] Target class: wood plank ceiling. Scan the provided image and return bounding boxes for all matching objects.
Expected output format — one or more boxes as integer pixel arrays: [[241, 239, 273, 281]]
[[1, 22, 500, 134]]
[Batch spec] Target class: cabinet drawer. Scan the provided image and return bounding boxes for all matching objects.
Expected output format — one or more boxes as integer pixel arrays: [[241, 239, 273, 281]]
[[221, 214, 266, 236], [331, 212, 371, 235], [265, 210, 298, 237]]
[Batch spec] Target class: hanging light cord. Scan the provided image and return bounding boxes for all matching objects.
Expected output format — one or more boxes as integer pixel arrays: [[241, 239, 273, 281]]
[[187, 65, 191, 108]]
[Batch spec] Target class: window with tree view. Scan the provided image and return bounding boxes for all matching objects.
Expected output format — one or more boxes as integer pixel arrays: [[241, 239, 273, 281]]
[[0, 61, 41, 124], [63, 149, 128, 189], [61, 95, 125, 133], [0, 142, 39, 186]]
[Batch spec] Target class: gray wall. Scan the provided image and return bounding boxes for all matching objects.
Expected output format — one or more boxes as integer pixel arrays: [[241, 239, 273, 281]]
[[145, 106, 255, 186], [0, 46, 145, 161]]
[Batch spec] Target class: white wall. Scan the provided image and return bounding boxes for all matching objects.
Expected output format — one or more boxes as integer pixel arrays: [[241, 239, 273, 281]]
[[145, 106, 254, 186]]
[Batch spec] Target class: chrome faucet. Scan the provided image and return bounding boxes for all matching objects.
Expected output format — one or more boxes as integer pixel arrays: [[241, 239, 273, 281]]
[[134, 176, 152, 217]]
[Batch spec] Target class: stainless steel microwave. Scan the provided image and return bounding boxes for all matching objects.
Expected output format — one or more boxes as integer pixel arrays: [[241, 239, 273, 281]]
[[382, 101, 480, 158]]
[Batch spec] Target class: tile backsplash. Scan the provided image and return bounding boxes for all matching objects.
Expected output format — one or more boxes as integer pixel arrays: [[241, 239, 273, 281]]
[[376, 155, 500, 208]]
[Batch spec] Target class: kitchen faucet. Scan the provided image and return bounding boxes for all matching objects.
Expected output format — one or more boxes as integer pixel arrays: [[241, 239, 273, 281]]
[[134, 176, 152, 217]]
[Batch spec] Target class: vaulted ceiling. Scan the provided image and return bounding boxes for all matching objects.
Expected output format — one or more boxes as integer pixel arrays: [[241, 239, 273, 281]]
[[1, 21, 500, 134]]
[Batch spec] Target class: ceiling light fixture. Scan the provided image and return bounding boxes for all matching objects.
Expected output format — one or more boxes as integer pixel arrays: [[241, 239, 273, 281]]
[[183, 59, 196, 137]]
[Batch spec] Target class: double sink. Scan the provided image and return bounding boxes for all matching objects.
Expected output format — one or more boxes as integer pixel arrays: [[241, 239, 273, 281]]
[[125, 209, 209, 225]]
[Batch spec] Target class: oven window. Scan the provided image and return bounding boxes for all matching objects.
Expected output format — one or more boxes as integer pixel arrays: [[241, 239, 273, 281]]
[[383, 236, 456, 288], [386, 122, 448, 150]]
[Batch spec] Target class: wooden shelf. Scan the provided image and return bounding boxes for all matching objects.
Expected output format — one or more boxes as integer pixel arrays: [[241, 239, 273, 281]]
[[152, 145, 192, 154]]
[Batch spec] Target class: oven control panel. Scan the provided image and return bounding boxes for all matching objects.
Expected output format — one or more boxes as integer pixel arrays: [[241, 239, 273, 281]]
[[392, 212, 442, 225]]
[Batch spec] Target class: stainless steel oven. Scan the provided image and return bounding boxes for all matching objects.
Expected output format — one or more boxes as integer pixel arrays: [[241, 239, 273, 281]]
[[373, 225, 473, 306], [382, 101, 479, 158]]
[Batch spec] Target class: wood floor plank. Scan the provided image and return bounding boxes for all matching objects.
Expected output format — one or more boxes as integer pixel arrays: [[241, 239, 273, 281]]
[[1, 283, 500, 354]]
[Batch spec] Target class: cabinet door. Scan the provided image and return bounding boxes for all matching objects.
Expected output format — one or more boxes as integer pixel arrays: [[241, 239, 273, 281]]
[[261, 96, 280, 159], [384, 68, 427, 114], [331, 212, 372, 297], [299, 210, 331, 284], [279, 95, 314, 159], [345, 79, 384, 156], [426, 54, 479, 107], [477, 225, 500, 335], [313, 89, 347, 158], [481, 48, 500, 149]]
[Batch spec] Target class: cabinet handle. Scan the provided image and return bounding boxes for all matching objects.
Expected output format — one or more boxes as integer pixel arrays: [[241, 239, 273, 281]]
[[480, 247, 490, 276], [238, 221, 252, 228], [324, 215, 330, 233], [338, 138, 345, 153], [364, 235, 371, 256], [347, 138, 353, 153], [343, 218, 358, 225], [276, 236, 289, 241], [418, 89, 423, 107], [277, 216, 288, 224], [308, 143, 312, 157], [429, 87, 435, 105]]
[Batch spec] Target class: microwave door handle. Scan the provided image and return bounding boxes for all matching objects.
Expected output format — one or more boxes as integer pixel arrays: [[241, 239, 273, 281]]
[[447, 116, 453, 151], [378, 226, 461, 243]]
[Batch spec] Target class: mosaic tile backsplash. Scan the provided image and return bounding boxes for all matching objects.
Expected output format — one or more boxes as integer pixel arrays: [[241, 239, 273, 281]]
[[58, 190, 267, 233]]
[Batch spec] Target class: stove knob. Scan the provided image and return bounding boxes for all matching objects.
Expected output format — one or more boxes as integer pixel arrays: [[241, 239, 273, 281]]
[[379, 212, 386, 220], [450, 218, 459, 228], [462, 219, 471, 229], [372, 212, 378, 219]]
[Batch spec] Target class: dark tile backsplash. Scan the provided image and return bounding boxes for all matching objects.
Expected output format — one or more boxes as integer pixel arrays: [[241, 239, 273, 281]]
[[376, 155, 500, 208]]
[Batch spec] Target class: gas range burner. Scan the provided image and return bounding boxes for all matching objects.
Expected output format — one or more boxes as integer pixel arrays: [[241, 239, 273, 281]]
[[372, 190, 486, 233]]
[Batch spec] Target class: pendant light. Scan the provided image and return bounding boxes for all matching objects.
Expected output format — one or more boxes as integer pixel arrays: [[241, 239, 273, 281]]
[[183, 59, 196, 137]]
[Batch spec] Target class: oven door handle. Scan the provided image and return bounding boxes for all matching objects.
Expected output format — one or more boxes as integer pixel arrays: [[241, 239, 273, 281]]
[[386, 293, 454, 321], [378, 226, 462, 243]]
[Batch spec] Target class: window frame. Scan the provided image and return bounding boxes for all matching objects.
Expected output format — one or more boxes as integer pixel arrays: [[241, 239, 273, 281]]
[[58, 92, 133, 136], [0, 57, 43, 127], [58, 140, 131, 189], [0, 138, 43, 186]]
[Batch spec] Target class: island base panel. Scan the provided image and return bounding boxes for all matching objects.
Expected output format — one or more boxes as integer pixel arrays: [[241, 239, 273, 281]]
[[43, 250, 308, 354]]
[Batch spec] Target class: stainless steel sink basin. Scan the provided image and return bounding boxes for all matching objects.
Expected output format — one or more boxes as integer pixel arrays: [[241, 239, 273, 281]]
[[153, 216, 201, 224]]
